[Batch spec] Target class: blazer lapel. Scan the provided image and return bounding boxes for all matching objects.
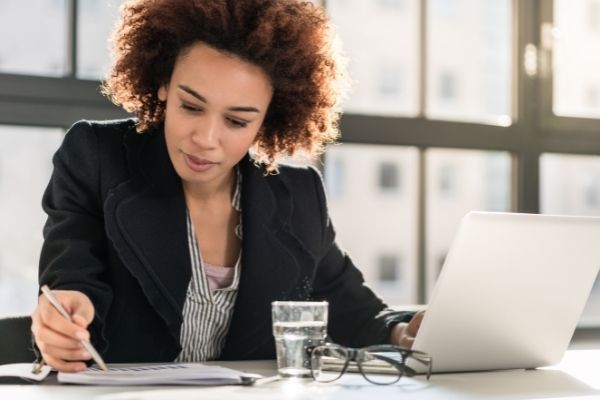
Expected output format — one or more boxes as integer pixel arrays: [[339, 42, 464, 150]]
[[220, 157, 318, 360], [104, 126, 190, 342], [103, 125, 319, 358]]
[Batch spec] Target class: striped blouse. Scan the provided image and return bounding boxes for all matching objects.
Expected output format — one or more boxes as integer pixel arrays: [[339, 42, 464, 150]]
[[175, 169, 243, 362]]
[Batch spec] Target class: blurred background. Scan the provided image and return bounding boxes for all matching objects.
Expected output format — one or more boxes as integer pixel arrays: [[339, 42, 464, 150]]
[[1, 0, 599, 336]]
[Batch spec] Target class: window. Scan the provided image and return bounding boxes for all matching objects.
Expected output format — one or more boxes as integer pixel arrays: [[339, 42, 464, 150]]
[[437, 163, 457, 198], [484, 153, 512, 211], [377, 0, 404, 11], [541, 154, 600, 325], [377, 65, 403, 99], [324, 156, 345, 198], [0, 126, 63, 317], [77, 0, 125, 79], [0, 0, 68, 76], [553, 0, 600, 118], [586, 176, 600, 208], [430, 0, 460, 18], [323, 1, 600, 325], [2, 0, 600, 330], [324, 144, 418, 305], [439, 72, 457, 101], [0, 1, 125, 316], [586, 87, 600, 109], [541, 154, 600, 218], [426, 0, 512, 125], [378, 162, 401, 192], [378, 255, 401, 282], [426, 149, 511, 293], [327, 0, 420, 116]]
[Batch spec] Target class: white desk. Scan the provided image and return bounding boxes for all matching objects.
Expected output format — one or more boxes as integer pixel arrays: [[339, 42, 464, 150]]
[[2, 350, 600, 400]]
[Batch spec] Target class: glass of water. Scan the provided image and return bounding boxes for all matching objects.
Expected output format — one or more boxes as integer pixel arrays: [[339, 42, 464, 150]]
[[272, 301, 328, 378]]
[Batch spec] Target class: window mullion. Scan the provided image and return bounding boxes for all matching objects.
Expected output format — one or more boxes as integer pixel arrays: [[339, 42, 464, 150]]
[[512, 0, 542, 213], [416, 149, 427, 304], [418, 0, 427, 118], [67, 0, 78, 78]]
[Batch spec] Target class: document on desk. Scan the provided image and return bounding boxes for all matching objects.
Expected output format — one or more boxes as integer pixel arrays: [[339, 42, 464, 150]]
[[0, 363, 52, 383], [58, 363, 261, 386]]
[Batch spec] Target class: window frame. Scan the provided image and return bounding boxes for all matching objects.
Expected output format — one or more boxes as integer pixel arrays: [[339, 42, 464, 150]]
[[0, 0, 127, 130], [538, 1, 600, 134], [326, 0, 600, 304], [1, 0, 600, 317]]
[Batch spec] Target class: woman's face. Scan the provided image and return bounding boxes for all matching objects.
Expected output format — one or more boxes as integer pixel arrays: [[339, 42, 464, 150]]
[[158, 42, 273, 190]]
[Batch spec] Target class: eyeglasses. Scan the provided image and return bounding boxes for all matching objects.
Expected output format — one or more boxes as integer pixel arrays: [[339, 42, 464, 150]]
[[307, 343, 432, 385]]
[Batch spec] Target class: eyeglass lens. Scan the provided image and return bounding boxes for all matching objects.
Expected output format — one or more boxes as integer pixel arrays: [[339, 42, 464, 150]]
[[311, 345, 407, 384], [358, 351, 402, 384], [310, 345, 349, 382]]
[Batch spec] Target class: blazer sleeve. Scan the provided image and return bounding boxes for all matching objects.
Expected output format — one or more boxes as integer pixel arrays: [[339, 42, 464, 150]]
[[307, 167, 414, 347], [38, 120, 113, 351]]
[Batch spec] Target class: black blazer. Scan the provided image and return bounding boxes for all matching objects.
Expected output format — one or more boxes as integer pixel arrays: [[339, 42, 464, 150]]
[[39, 119, 411, 362]]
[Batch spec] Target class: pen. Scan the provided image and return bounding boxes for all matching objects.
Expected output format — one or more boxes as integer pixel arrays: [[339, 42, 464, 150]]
[[40, 285, 108, 372]]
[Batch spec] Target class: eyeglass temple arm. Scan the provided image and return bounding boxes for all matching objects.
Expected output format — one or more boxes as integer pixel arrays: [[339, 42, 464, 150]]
[[369, 353, 415, 376], [370, 353, 432, 379]]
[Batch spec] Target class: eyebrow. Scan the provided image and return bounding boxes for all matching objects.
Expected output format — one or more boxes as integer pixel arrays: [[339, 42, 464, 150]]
[[177, 85, 261, 113]]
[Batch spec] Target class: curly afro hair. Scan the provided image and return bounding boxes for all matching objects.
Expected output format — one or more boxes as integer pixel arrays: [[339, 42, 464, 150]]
[[102, 0, 348, 170]]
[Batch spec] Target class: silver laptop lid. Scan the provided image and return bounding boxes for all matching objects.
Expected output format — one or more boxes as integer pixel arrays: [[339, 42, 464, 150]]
[[411, 211, 600, 373]]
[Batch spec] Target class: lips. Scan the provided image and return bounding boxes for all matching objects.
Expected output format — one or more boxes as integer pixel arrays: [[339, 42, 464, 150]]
[[184, 153, 218, 172]]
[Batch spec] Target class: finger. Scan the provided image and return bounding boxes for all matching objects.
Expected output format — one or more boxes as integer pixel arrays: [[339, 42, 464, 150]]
[[405, 321, 419, 337], [31, 311, 41, 338], [39, 301, 90, 341], [42, 353, 88, 373], [60, 293, 94, 324], [411, 310, 425, 326], [31, 310, 48, 344], [36, 325, 83, 351], [406, 311, 425, 337], [42, 343, 92, 362], [71, 305, 94, 326], [399, 336, 415, 349], [414, 310, 425, 321], [72, 314, 89, 328]]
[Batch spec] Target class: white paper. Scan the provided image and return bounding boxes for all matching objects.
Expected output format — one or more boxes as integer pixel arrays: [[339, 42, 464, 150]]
[[57, 363, 261, 385], [0, 363, 52, 382]]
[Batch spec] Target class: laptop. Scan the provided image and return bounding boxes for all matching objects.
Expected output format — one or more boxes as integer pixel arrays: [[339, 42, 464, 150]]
[[409, 211, 600, 373]]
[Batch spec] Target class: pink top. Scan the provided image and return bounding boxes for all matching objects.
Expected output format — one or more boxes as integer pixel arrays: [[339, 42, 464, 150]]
[[203, 262, 235, 291]]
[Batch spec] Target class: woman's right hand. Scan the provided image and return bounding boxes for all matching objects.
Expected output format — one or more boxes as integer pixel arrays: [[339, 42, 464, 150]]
[[31, 289, 95, 372]]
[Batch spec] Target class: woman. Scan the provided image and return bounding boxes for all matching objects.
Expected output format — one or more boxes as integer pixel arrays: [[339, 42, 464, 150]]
[[31, 0, 423, 372]]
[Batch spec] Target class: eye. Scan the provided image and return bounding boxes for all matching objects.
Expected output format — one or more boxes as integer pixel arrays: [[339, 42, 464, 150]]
[[180, 103, 202, 112], [227, 118, 248, 128]]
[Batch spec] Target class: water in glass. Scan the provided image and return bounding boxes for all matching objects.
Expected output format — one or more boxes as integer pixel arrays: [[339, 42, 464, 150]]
[[273, 320, 327, 377]]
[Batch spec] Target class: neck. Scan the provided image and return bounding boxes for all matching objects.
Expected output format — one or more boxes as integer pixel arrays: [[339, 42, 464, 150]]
[[183, 169, 236, 204]]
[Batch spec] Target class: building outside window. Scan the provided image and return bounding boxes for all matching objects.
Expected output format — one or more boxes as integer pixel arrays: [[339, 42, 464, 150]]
[[2, 0, 600, 332], [378, 254, 400, 283], [377, 65, 403, 99], [378, 162, 401, 192], [377, 0, 404, 11], [324, 156, 345, 198], [439, 72, 457, 101], [0, 126, 64, 316]]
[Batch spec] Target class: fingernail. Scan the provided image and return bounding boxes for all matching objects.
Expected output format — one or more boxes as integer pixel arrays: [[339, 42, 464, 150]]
[[75, 331, 87, 340], [81, 351, 91, 359]]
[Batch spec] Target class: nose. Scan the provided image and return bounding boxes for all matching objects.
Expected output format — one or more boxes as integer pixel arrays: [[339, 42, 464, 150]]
[[191, 116, 220, 149]]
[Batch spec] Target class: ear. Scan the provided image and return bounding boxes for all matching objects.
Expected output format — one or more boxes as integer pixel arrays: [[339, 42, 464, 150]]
[[158, 85, 168, 102]]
